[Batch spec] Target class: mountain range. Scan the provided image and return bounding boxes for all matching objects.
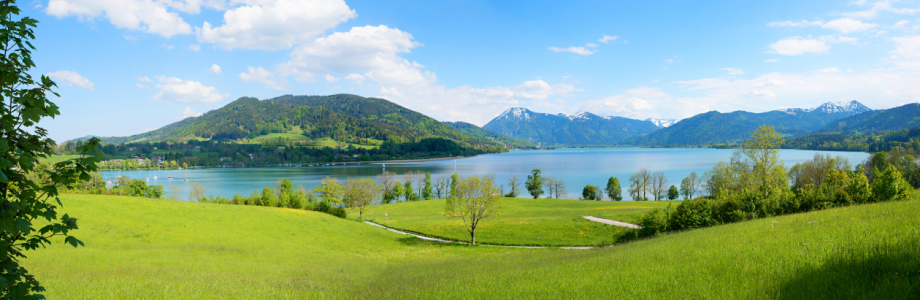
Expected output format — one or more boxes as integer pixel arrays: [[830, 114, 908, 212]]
[[482, 108, 660, 145], [624, 100, 873, 146]]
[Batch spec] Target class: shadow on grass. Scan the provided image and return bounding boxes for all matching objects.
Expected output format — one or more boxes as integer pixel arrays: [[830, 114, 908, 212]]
[[778, 240, 920, 300]]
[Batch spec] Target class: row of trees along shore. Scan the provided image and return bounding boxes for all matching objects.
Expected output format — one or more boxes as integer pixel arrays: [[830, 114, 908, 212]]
[[59, 136, 488, 171]]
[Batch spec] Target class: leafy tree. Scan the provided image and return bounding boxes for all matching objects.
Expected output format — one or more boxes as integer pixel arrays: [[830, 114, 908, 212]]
[[731, 124, 786, 195], [444, 175, 502, 245], [450, 173, 459, 198], [505, 175, 521, 197], [343, 178, 381, 220], [314, 176, 344, 207], [189, 183, 206, 202], [605, 177, 622, 201], [404, 180, 415, 202], [423, 172, 433, 200], [581, 184, 597, 200], [872, 165, 910, 202], [0, 2, 102, 296], [667, 185, 679, 200], [260, 186, 275, 207], [679, 172, 701, 200], [525, 169, 544, 199], [392, 181, 403, 203]]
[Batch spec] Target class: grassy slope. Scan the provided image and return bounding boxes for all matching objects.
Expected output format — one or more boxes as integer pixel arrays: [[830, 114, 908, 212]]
[[24, 194, 920, 299], [353, 198, 673, 246]]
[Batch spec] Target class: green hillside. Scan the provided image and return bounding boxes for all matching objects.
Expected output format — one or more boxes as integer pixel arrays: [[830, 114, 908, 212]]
[[442, 121, 534, 148], [272, 94, 502, 151], [25, 194, 919, 298], [817, 103, 920, 135]]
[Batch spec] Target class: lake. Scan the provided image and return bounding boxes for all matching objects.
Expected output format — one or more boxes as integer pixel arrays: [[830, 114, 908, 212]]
[[101, 148, 871, 201]]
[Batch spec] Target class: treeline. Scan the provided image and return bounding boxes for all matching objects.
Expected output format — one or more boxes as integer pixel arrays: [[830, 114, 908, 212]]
[[65, 137, 488, 170], [632, 125, 915, 239], [784, 127, 920, 153]]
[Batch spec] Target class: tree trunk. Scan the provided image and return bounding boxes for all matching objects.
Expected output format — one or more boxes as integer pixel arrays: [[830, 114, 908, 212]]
[[470, 229, 476, 245]]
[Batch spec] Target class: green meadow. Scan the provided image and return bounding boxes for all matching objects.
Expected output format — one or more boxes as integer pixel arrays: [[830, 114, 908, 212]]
[[354, 198, 674, 246], [22, 194, 920, 299]]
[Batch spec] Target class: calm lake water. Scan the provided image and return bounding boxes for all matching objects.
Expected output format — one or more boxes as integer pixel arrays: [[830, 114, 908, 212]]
[[101, 148, 870, 201]]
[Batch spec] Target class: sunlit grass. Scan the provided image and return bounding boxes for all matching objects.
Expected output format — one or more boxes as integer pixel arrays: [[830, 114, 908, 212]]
[[354, 198, 674, 246], [23, 194, 920, 299]]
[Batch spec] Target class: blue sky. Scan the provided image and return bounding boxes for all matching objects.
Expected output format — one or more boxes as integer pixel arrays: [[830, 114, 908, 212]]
[[25, 0, 920, 142]]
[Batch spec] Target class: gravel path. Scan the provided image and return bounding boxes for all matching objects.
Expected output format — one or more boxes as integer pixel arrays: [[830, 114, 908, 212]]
[[583, 216, 644, 229], [363, 221, 593, 249]]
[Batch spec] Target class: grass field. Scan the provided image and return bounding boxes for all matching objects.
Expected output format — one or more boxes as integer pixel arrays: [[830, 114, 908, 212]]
[[353, 198, 674, 246], [252, 132, 311, 141], [39, 154, 83, 164], [23, 194, 920, 299]]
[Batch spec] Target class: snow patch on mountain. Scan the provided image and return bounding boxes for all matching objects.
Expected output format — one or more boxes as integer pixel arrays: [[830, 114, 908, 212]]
[[779, 100, 871, 115], [646, 118, 677, 128]]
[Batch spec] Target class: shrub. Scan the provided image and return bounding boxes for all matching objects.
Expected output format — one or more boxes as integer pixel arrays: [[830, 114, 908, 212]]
[[669, 199, 717, 230], [872, 165, 911, 202], [638, 208, 669, 237], [329, 207, 347, 218]]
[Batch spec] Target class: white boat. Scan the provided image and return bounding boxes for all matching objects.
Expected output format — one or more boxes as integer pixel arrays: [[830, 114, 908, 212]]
[[168, 176, 174, 180]]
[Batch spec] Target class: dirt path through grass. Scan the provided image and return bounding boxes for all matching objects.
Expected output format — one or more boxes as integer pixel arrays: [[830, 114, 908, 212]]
[[583, 216, 643, 229], [363, 221, 593, 249]]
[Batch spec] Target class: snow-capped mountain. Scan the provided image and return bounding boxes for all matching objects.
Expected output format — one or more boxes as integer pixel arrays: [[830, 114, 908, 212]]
[[484, 108, 659, 145], [779, 100, 872, 115], [646, 118, 677, 128]]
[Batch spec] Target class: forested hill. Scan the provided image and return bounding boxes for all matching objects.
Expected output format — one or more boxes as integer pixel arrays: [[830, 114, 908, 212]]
[[270, 94, 500, 150], [92, 97, 413, 144], [442, 121, 534, 148], [624, 101, 872, 146], [815, 103, 920, 135]]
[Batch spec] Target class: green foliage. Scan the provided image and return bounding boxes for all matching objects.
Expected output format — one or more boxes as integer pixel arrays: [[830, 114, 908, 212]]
[[667, 185, 679, 200], [525, 169, 543, 199], [581, 184, 597, 200], [872, 166, 911, 202], [442, 121, 534, 148], [605, 177, 622, 201], [422, 172, 433, 200], [0, 2, 102, 297], [638, 208, 670, 237]]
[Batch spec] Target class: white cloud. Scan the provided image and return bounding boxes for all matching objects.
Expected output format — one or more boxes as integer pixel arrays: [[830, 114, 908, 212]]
[[47, 70, 94, 90], [188, 44, 201, 51], [163, 44, 175, 50], [764, 59, 781, 63], [239, 66, 286, 90], [770, 37, 830, 55], [137, 76, 152, 82], [822, 18, 878, 33], [345, 73, 365, 84], [210, 64, 222, 74], [197, 0, 356, 51], [136, 83, 147, 89], [585, 43, 598, 48], [324, 74, 339, 82], [891, 35, 920, 59], [123, 34, 138, 41], [46, 0, 194, 38], [152, 76, 229, 103], [768, 20, 823, 27], [721, 68, 744, 75], [892, 20, 910, 29], [841, 0, 920, 19], [548, 46, 596, 55], [665, 59, 674, 63], [278, 25, 433, 86], [598, 35, 618, 43], [182, 107, 202, 118]]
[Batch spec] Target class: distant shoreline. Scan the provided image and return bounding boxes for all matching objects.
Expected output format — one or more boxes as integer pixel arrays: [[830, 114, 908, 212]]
[[336, 156, 468, 165]]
